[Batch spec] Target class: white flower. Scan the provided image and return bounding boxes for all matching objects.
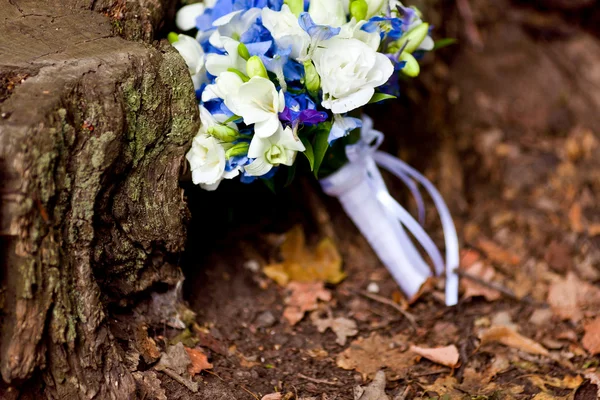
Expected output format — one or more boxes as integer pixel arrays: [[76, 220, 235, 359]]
[[308, 0, 347, 27], [175, 3, 206, 31], [171, 34, 207, 90], [205, 37, 246, 77], [198, 104, 238, 135], [313, 37, 394, 114], [223, 76, 285, 138], [262, 5, 311, 61], [364, 0, 387, 18], [186, 134, 228, 190], [246, 124, 306, 176], [209, 8, 262, 49], [339, 19, 381, 50]]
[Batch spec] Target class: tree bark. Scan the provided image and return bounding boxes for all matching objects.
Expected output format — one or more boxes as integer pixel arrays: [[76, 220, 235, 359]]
[[0, 0, 198, 398]]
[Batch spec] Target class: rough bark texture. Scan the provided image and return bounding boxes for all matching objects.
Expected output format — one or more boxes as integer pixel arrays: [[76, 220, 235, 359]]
[[0, 0, 198, 398]]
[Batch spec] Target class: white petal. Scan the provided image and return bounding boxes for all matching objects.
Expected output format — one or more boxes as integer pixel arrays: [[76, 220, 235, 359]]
[[254, 116, 280, 138], [213, 10, 243, 26], [176, 3, 205, 31], [248, 135, 268, 159], [245, 157, 274, 177], [326, 88, 375, 114]]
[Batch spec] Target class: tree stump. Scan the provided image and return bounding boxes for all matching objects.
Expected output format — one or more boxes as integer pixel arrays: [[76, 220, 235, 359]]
[[0, 0, 198, 398]]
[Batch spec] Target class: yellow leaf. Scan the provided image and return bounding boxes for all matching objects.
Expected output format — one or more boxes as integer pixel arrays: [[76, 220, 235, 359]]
[[264, 225, 345, 285]]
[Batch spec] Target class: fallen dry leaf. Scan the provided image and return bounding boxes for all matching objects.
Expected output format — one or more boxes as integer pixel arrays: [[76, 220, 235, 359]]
[[184, 347, 212, 376], [337, 333, 415, 380], [582, 317, 600, 355], [311, 311, 358, 346], [283, 282, 332, 325], [461, 259, 502, 301], [261, 394, 282, 400], [353, 371, 389, 400], [410, 345, 460, 368], [547, 272, 600, 323], [156, 343, 192, 375], [132, 371, 167, 400], [418, 376, 464, 398], [528, 374, 583, 392], [476, 237, 521, 266], [264, 225, 345, 286], [479, 326, 549, 356]]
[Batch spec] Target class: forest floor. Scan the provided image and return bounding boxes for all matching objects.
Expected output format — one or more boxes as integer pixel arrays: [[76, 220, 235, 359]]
[[149, 1, 600, 399]]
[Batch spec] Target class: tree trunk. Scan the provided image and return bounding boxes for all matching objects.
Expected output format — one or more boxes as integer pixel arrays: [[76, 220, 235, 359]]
[[0, 0, 198, 398]]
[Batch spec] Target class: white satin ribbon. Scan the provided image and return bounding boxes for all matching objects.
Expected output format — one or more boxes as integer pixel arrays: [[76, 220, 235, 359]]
[[320, 116, 459, 306]]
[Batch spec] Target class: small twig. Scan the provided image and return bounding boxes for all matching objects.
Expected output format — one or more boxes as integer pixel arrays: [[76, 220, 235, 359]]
[[297, 373, 340, 386], [204, 370, 225, 382], [410, 370, 447, 378], [358, 291, 418, 330], [456, 0, 484, 49], [158, 368, 199, 393], [394, 387, 410, 400], [455, 269, 543, 306], [240, 385, 260, 400]]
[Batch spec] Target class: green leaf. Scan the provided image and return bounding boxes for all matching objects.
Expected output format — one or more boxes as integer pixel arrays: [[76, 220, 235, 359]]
[[284, 163, 297, 187], [312, 126, 331, 178], [262, 178, 276, 194], [300, 137, 315, 171], [368, 93, 397, 104], [433, 38, 457, 50]]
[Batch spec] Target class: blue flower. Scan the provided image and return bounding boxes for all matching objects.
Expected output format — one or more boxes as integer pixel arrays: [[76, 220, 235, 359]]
[[280, 92, 328, 128], [298, 12, 341, 42], [362, 16, 405, 40], [328, 114, 362, 144]]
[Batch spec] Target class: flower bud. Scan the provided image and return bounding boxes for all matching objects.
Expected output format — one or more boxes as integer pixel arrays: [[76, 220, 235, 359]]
[[284, 0, 304, 17], [350, 0, 368, 21], [208, 124, 240, 143], [225, 142, 250, 159], [167, 32, 179, 44], [246, 56, 269, 79], [399, 51, 420, 77], [303, 60, 321, 97], [395, 23, 429, 54], [227, 68, 250, 82], [237, 43, 251, 61]]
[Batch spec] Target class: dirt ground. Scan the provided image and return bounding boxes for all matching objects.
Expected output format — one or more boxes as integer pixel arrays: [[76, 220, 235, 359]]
[[152, 1, 600, 398]]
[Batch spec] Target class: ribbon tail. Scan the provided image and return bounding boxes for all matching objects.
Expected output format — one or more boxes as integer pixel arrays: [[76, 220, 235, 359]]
[[374, 151, 460, 307]]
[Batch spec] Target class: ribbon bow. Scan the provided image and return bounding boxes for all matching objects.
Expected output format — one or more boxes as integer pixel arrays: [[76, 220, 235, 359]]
[[321, 116, 459, 306]]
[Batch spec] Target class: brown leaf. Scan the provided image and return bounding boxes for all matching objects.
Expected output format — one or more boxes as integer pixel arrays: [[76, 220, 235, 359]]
[[336, 334, 415, 380], [261, 394, 282, 400], [156, 343, 191, 375], [283, 282, 332, 325], [476, 238, 521, 266], [264, 225, 345, 286], [547, 272, 600, 323], [544, 240, 573, 273], [569, 202, 584, 233], [410, 345, 460, 368], [135, 324, 161, 363], [353, 371, 389, 400], [461, 261, 502, 301], [310, 311, 358, 346], [184, 347, 212, 376], [479, 326, 549, 356], [582, 317, 600, 355], [528, 374, 583, 392]]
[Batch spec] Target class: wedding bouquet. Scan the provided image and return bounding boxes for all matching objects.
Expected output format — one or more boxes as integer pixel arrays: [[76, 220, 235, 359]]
[[171, 0, 459, 306]]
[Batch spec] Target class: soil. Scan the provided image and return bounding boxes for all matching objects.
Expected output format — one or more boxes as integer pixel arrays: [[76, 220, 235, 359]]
[[158, 1, 600, 399]]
